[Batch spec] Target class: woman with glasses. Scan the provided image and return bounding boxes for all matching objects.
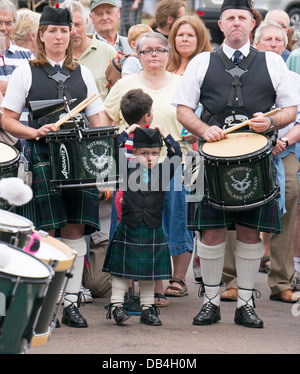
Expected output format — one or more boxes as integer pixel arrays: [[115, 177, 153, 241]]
[[103, 32, 196, 308], [164, 15, 212, 294]]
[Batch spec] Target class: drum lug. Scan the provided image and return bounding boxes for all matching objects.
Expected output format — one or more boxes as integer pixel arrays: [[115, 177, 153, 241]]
[[76, 127, 83, 142]]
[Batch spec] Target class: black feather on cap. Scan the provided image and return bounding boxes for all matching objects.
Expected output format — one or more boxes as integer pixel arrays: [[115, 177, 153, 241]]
[[39, 5, 72, 27], [221, 0, 254, 14], [133, 127, 163, 148]]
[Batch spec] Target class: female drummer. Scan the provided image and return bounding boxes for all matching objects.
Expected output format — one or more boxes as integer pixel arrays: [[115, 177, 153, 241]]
[[2, 5, 107, 328]]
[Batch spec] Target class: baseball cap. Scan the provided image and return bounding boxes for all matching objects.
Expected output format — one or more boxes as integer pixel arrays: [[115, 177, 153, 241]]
[[90, 0, 119, 12]]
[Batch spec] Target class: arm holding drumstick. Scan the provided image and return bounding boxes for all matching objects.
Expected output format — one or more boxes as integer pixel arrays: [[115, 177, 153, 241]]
[[177, 105, 297, 143], [35, 93, 104, 140], [224, 108, 281, 134], [246, 106, 297, 134]]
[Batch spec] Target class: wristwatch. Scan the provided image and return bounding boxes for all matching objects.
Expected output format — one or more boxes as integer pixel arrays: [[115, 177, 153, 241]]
[[280, 136, 289, 147], [268, 116, 275, 131]]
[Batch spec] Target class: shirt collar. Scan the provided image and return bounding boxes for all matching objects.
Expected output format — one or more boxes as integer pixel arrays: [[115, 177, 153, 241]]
[[223, 41, 250, 60], [46, 57, 65, 68], [95, 32, 120, 50]]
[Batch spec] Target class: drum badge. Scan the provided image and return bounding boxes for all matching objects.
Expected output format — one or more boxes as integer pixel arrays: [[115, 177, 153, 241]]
[[225, 166, 258, 200], [83, 140, 114, 178], [230, 172, 251, 193]]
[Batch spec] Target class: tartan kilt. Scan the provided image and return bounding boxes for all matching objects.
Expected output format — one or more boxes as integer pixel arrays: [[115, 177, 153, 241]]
[[18, 141, 100, 233], [103, 220, 172, 281], [187, 197, 282, 234]]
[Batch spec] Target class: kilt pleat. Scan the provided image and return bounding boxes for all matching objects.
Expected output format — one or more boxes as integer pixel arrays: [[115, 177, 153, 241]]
[[18, 142, 100, 232], [187, 198, 282, 234], [103, 220, 172, 280]]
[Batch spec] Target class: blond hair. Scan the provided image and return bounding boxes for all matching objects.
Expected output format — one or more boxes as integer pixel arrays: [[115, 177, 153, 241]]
[[127, 23, 153, 45], [12, 9, 40, 45]]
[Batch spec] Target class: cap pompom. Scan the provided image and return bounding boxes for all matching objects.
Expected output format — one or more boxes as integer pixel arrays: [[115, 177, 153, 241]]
[[55, 3, 60, 8]]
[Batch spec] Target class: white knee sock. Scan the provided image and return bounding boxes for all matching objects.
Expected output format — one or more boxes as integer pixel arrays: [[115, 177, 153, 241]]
[[197, 240, 226, 306], [61, 237, 87, 308], [139, 280, 155, 309], [235, 239, 263, 308], [110, 277, 129, 306]]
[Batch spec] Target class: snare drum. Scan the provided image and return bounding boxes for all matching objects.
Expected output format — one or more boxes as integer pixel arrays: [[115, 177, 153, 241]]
[[46, 126, 119, 190], [0, 210, 34, 249], [199, 132, 279, 210], [0, 142, 20, 210], [0, 242, 53, 354], [31, 232, 76, 347]]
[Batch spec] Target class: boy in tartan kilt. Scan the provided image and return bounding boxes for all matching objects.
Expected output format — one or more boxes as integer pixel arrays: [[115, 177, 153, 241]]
[[103, 121, 182, 326]]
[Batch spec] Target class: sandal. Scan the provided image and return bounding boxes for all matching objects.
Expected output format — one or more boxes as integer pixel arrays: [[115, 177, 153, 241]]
[[259, 256, 271, 274], [164, 278, 188, 297], [154, 293, 169, 307]]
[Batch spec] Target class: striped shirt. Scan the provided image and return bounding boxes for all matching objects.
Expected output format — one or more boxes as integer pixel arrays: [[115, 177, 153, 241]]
[[0, 43, 33, 128], [0, 42, 33, 81]]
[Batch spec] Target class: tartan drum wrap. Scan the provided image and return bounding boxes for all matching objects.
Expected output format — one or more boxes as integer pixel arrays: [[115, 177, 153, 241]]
[[21, 141, 100, 232], [103, 220, 172, 281]]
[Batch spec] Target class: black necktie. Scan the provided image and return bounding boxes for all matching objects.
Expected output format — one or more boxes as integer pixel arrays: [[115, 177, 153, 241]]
[[54, 64, 61, 72], [233, 50, 242, 65]]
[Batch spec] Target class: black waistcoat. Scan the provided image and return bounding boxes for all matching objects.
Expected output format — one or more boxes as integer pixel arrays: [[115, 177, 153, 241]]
[[200, 47, 276, 128], [26, 62, 87, 129], [121, 164, 166, 229]]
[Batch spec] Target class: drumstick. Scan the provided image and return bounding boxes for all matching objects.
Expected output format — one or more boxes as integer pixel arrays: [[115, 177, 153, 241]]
[[54, 93, 99, 128], [223, 108, 281, 134], [55, 92, 104, 128], [36, 93, 103, 140]]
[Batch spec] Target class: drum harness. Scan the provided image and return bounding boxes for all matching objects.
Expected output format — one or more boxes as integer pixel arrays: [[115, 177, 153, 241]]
[[201, 46, 258, 129], [200, 46, 277, 142], [43, 64, 85, 140], [22, 64, 87, 181], [192, 48, 278, 215]]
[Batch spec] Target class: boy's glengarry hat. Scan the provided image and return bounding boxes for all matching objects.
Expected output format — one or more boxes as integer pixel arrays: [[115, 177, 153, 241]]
[[133, 127, 163, 148]]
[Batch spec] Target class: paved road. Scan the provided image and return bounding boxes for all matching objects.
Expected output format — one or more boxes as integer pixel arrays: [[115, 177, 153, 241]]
[[26, 262, 300, 356]]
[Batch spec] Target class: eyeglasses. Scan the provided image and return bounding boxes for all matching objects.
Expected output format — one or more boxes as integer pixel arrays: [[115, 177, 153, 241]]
[[139, 48, 168, 56], [0, 21, 14, 28]]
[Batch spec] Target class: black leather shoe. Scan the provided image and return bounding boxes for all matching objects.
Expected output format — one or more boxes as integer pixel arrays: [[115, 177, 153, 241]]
[[106, 304, 131, 325], [140, 305, 162, 326], [234, 304, 263, 328], [112, 306, 131, 325], [62, 304, 88, 328], [193, 302, 221, 325]]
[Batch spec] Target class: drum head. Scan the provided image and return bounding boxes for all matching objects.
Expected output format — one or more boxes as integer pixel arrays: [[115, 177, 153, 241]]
[[202, 132, 268, 157], [0, 142, 18, 163], [0, 210, 34, 233], [0, 242, 51, 279], [34, 232, 75, 272]]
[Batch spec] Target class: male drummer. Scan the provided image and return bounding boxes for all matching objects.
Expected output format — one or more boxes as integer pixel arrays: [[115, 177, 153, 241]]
[[172, 0, 300, 328]]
